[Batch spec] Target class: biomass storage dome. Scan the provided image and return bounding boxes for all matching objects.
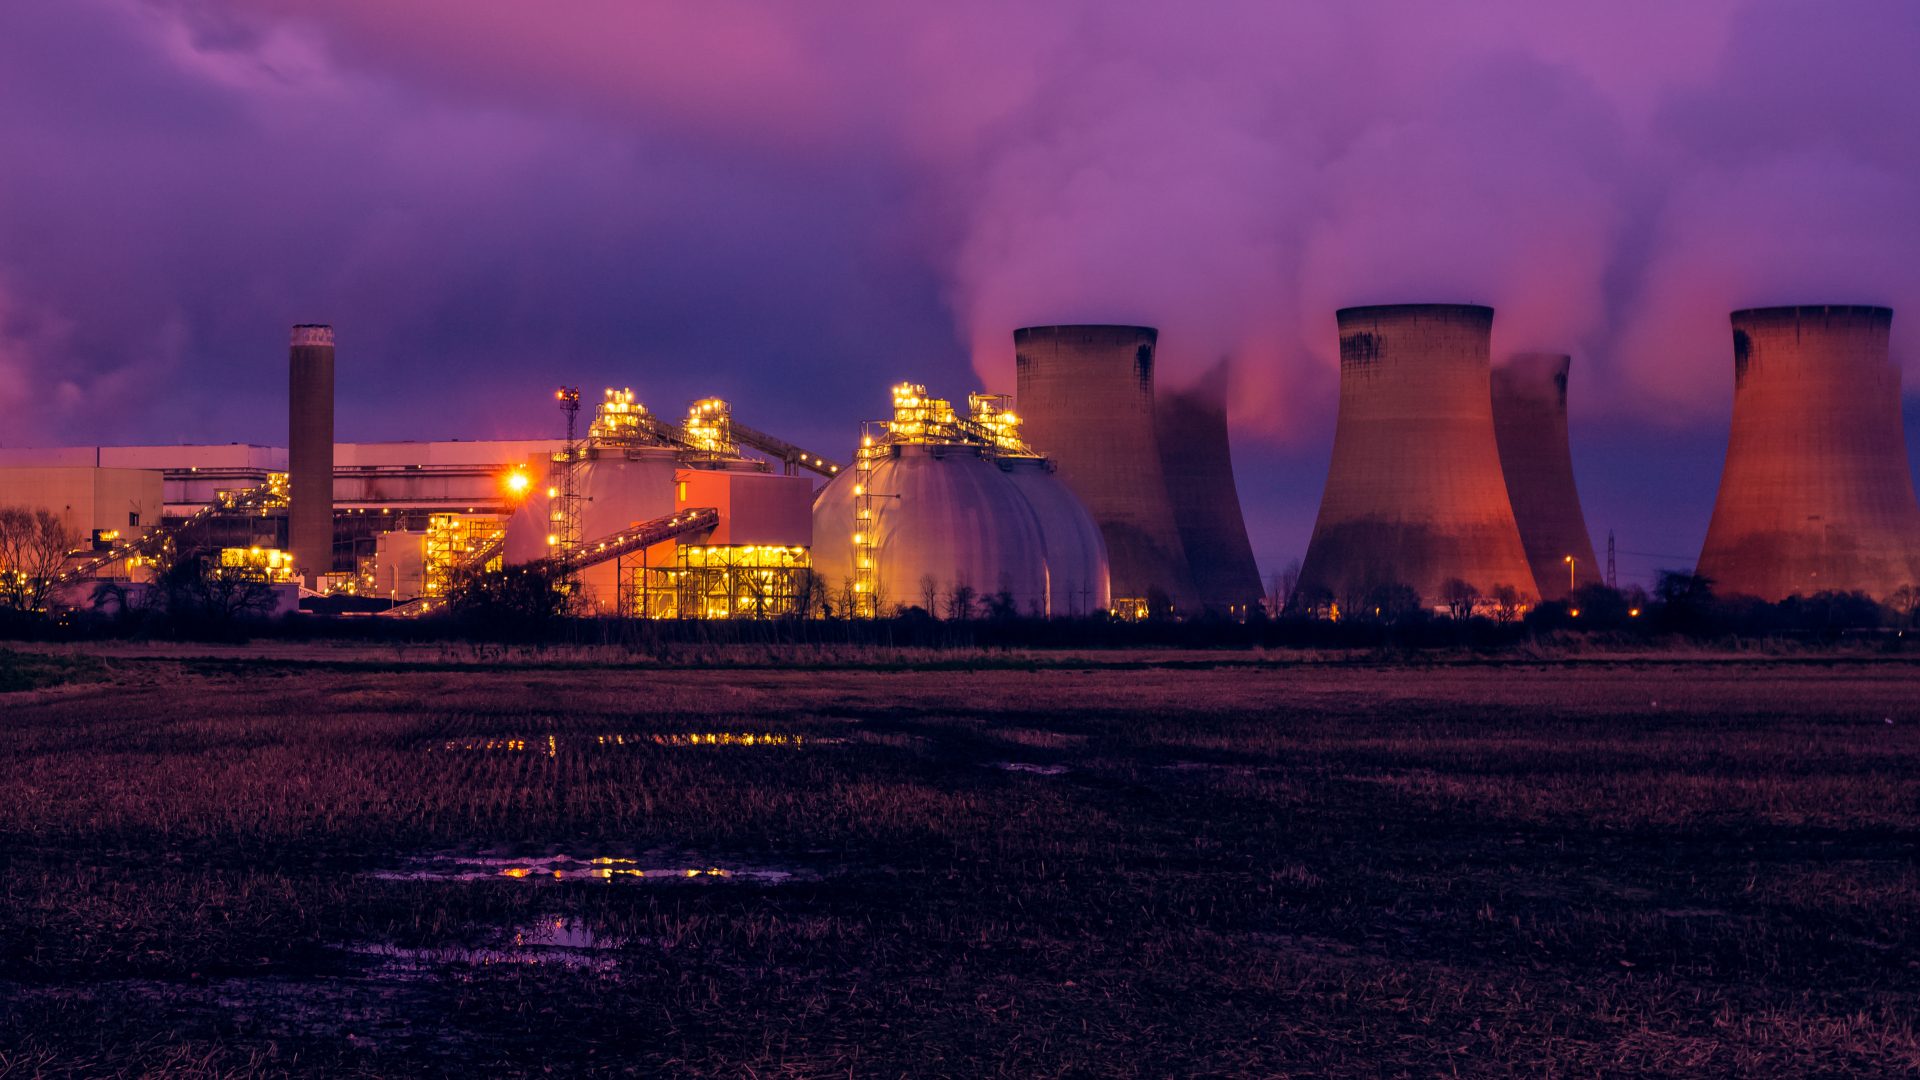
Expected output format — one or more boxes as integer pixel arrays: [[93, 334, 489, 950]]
[[812, 384, 1111, 617], [812, 444, 1110, 616]]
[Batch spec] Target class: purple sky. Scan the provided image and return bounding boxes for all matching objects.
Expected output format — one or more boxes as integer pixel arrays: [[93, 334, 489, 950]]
[[3, 1, 1918, 587]]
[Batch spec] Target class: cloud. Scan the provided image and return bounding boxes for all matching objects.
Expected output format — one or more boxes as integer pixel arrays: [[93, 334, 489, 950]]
[[0, 0, 1915, 463]]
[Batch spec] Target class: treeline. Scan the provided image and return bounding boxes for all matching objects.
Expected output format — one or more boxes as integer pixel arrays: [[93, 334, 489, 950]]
[[5, 565, 1916, 649]]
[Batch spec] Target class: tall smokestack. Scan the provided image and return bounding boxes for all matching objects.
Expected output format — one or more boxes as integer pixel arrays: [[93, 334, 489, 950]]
[[1155, 361, 1262, 616], [1697, 306, 1920, 601], [1015, 325, 1197, 614], [289, 323, 335, 588], [1491, 352, 1600, 601], [1298, 304, 1538, 609]]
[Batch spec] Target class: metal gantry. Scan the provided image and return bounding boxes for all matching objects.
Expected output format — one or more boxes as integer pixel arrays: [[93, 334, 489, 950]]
[[852, 420, 886, 618], [549, 387, 585, 582]]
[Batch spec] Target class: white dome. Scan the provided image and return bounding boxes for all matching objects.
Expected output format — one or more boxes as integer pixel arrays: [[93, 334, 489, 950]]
[[1002, 457, 1111, 616], [812, 443, 1108, 617]]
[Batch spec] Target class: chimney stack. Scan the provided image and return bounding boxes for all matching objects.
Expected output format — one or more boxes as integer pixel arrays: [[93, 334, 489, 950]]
[[289, 324, 334, 588]]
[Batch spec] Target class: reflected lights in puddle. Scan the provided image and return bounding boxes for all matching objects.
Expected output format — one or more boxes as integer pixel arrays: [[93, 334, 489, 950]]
[[428, 732, 806, 753]]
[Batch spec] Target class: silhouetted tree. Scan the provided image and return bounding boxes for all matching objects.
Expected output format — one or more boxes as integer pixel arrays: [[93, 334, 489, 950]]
[[0, 506, 75, 612], [1440, 577, 1479, 621]]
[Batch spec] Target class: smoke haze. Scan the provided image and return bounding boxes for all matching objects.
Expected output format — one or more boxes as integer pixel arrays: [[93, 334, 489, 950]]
[[1, 0, 1917, 581]]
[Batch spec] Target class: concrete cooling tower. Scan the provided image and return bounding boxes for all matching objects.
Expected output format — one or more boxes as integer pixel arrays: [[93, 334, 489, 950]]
[[811, 444, 1110, 616], [1491, 353, 1601, 601], [1298, 304, 1539, 608], [1014, 325, 1196, 613], [288, 324, 335, 588], [1696, 305, 1920, 601], [1155, 362, 1263, 615]]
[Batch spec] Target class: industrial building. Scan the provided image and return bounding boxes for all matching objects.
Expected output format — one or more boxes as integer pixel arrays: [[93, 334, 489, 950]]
[[1155, 362, 1264, 617], [501, 390, 822, 617], [15, 297, 1920, 625], [1298, 304, 1539, 611], [1696, 306, 1920, 601], [1491, 353, 1601, 601], [811, 383, 1110, 617]]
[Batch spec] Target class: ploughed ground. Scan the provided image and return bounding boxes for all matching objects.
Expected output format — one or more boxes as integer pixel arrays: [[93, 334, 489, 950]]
[[1, 646, 1916, 1076]]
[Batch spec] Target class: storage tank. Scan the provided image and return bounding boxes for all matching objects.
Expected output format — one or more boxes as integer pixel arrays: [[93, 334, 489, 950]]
[[1000, 457, 1112, 616], [1155, 361, 1263, 616], [288, 324, 334, 587], [1491, 352, 1601, 601], [1298, 304, 1539, 609], [1697, 305, 1920, 601], [1015, 325, 1196, 614], [812, 443, 1051, 615]]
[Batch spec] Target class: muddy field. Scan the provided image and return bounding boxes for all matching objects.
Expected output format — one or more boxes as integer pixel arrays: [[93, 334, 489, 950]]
[[2, 646, 1917, 1076]]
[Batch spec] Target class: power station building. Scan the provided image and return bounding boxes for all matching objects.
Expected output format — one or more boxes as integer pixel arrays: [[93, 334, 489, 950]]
[[1491, 353, 1601, 601], [1298, 304, 1539, 610], [1696, 305, 1920, 601]]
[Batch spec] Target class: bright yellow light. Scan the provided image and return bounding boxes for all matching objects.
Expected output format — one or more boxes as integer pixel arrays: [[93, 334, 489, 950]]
[[1569, 608, 1580, 617], [1629, 607, 1641, 617], [505, 470, 531, 496]]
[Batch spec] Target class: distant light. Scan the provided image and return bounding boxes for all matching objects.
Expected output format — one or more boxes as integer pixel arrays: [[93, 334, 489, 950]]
[[1629, 607, 1641, 617], [504, 470, 531, 496]]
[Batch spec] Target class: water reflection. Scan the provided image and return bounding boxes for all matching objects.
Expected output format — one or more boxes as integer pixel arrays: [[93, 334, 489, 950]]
[[992, 762, 1070, 776], [374, 854, 795, 884], [349, 917, 622, 971], [427, 732, 807, 754]]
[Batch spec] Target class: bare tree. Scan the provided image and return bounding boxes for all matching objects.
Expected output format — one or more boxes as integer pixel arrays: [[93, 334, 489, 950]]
[[919, 573, 940, 617], [1887, 584, 1918, 629], [947, 581, 976, 621], [1266, 558, 1302, 615], [1490, 583, 1524, 624], [1440, 578, 1480, 621], [0, 506, 76, 612]]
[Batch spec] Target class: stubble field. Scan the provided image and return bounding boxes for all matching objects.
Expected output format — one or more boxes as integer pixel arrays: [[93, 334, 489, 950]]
[[1, 645, 1917, 1077]]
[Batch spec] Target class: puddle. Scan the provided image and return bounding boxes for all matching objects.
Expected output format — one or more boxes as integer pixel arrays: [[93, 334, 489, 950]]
[[371, 854, 801, 884], [426, 732, 814, 754], [991, 762, 1070, 776], [347, 917, 623, 972]]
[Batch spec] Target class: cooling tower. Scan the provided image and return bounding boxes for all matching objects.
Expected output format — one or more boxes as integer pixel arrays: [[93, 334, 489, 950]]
[[1014, 325, 1196, 613], [1696, 306, 1920, 601], [288, 324, 335, 587], [1491, 353, 1601, 601], [1298, 304, 1538, 608], [1155, 362, 1263, 615]]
